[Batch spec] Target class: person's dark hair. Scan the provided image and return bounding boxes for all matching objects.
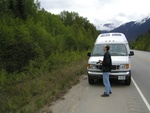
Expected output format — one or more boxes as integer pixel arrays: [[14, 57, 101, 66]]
[[105, 45, 110, 51]]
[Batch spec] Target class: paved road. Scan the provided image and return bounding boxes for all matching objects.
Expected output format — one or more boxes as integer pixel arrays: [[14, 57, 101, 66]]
[[46, 50, 150, 113], [131, 50, 150, 111]]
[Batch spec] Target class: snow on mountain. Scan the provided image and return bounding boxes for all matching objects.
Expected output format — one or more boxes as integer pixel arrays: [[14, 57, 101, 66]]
[[135, 14, 150, 25], [102, 14, 150, 42], [98, 23, 116, 31]]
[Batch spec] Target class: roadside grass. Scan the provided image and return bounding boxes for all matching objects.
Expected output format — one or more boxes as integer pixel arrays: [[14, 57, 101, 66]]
[[0, 54, 88, 113], [18, 58, 87, 113]]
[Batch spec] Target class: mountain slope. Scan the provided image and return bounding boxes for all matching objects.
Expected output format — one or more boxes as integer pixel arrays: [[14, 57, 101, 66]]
[[104, 15, 150, 42]]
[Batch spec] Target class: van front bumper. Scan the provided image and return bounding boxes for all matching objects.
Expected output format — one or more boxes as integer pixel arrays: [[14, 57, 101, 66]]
[[87, 71, 131, 79]]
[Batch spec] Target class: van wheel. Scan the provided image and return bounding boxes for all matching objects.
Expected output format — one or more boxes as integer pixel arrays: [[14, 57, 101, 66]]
[[124, 75, 131, 85], [88, 78, 94, 85]]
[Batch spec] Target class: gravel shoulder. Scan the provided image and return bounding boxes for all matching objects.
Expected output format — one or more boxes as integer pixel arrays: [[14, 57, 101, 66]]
[[39, 75, 149, 113], [38, 75, 88, 113]]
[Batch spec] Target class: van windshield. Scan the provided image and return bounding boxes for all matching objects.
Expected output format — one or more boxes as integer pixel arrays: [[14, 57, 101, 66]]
[[91, 44, 128, 56]]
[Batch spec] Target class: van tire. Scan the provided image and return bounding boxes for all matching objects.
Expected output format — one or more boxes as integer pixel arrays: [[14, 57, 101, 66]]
[[88, 78, 94, 85], [124, 75, 131, 85]]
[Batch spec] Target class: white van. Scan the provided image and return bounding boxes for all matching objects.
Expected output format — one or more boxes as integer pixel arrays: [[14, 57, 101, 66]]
[[87, 32, 134, 85]]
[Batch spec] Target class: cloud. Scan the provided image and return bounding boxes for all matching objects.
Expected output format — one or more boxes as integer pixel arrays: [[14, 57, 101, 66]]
[[39, 0, 150, 28], [40, 0, 73, 11]]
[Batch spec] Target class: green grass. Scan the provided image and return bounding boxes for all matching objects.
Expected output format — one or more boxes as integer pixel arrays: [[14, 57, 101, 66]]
[[18, 58, 87, 113], [0, 55, 88, 113]]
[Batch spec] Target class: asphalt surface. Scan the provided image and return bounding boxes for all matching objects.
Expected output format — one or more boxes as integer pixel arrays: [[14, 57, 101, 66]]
[[46, 50, 150, 113], [131, 50, 150, 111]]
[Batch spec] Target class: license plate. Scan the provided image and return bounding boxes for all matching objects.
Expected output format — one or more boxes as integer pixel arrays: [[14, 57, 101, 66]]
[[118, 76, 126, 80]]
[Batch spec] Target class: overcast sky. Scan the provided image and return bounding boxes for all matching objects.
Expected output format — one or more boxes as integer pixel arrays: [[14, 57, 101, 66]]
[[39, 0, 150, 29]]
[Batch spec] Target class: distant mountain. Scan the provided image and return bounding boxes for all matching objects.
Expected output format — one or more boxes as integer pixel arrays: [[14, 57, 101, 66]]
[[99, 23, 116, 31], [102, 15, 150, 42]]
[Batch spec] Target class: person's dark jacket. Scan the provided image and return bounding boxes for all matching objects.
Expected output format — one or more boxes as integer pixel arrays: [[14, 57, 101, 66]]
[[102, 51, 112, 72]]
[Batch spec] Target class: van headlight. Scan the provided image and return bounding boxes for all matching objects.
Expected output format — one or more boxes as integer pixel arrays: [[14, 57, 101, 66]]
[[120, 64, 129, 69], [87, 64, 97, 69]]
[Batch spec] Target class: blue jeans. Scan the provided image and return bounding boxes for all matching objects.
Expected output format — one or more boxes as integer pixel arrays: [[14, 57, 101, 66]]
[[103, 72, 111, 94]]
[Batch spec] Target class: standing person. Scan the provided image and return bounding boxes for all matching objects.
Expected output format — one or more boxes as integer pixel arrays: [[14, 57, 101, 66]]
[[99, 45, 112, 97]]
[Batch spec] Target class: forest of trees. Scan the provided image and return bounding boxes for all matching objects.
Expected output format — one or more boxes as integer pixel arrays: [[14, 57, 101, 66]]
[[130, 30, 150, 51], [0, 0, 100, 112], [0, 0, 99, 73]]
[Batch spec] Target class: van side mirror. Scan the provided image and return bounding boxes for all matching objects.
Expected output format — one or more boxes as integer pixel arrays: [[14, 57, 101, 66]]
[[129, 51, 134, 56], [87, 52, 91, 56]]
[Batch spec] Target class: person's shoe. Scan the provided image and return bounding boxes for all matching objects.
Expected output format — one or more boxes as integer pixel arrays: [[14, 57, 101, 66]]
[[101, 93, 109, 97], [104, 92, 112, 94]]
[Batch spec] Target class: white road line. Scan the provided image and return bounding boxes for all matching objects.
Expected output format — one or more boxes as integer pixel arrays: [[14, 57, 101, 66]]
[[132, 77, 150, 111]]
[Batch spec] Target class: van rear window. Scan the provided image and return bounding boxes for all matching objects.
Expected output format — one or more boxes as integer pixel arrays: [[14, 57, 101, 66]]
[[111, 34, 122, 36], [100, 33, 122, 37], [100, 34, 110, 37]]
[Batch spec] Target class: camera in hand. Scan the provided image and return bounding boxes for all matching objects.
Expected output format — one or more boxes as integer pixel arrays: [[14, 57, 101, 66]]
[[96, 61, 100, 64], [96, 61, 102, 70]]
